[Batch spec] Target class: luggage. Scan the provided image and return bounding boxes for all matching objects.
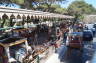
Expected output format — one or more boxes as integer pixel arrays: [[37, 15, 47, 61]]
[[68, 36, 82, 49]]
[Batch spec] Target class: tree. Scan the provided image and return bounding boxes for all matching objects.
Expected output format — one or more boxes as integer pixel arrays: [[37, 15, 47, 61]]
[[36, 4, 67, 14], [68, 1, 96, 15], [54, 6, 67, 14], [67, 0, 96, 22], [0, 0, 66, 9]]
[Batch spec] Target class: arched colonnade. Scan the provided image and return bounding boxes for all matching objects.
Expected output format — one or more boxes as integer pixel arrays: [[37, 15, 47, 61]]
[[0, 6, 74, 21]]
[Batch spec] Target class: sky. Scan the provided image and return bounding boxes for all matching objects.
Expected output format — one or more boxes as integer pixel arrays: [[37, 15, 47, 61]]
[[0, 0, 96, 8], [61, 0, 96, 8], [0, 3, 20, 8]]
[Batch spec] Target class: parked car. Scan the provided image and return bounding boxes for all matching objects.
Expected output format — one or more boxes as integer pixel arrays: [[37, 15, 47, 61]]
[[67, 32, 83, 49], [83, 30, 93, 41]]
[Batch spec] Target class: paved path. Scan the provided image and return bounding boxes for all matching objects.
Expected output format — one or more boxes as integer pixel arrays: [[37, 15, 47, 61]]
[[45, 37, 96, 63], [45, 53, 60, 63], [45, 45, 67, 63]]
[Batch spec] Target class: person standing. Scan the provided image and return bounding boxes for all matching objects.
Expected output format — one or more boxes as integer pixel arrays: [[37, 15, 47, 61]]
[[63, 31, 68, 43]]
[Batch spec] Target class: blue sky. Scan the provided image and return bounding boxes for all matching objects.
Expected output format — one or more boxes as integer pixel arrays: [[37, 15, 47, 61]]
[[61, 0, 96, 8], [0, 3, 20, 8]]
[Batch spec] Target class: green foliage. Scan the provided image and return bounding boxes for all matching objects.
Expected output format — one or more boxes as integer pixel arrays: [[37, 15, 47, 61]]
[[68, 1, 96, 15], [36, 4, 67, 14], [0, 0, 66, 9], [0, 0, 67, 14], [36, 4, 48, 11], [67, 1, 96, 21], [11, 0, 24, 5], [55, 7, 66, 14]]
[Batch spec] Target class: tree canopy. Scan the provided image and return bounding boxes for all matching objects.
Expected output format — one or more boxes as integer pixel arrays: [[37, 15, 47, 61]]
[[0, 0, 66, 9], [68, 1, 96, 15], [0, 0, 96, 16], [0, 0, 67, 14], [67, 1, 96, 21], [36, 4, 67, 14]]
